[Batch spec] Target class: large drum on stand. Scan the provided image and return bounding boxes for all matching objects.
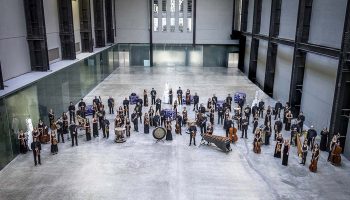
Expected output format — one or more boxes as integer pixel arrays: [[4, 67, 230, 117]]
[[115, 127, 126, 143], [153, 127, 166, 142]]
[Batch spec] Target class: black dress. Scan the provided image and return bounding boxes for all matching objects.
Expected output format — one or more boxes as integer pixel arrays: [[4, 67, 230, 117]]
[[166, 125, 173, 141], [274, 137, 283, 158], [19, 134, 28, 154], [93, 119, 98, 137], [282, 145, 289, 166], [144, 118, 149, 134], [320, 130, 328, 151]]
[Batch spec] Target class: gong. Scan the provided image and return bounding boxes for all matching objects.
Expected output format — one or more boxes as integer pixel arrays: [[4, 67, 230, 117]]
[[153, 127, 166, 141]]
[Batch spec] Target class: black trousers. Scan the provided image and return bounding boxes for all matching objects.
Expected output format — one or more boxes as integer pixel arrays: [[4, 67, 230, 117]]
[[109, 106, 114, 114], [193, 103, 198, 111], [71, 134, 78, 146], [169, 96, 173, 104], [33, 153, 41, 165], [200, 125, 206, 135], [259, 110, 264, 118], [218, 115, 223, 124], [152, 97, 155, 105], [301, 152, 307, 164], [69, 112, 76, 123], [99, 117, 103, 129], [133, 123, 138, 131], [241, 128, 248, 138], [102, 126, 106, 138], [58, 132, 64, 143], [253, 124, 258, 133], [189, 135, 196, 145]]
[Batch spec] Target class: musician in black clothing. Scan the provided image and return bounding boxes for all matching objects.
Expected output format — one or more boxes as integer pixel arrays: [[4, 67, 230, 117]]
[[153, 112, 160, 127], [131, 111, 138, 132], [160, 111, 166, 127], [274, 118, 283, 141], [155, 98, 162, 113], [189, 123, 197, 146], [200, 103, 206, 114], [212, 94, 218, 111], [68, 102, 75, 123], [297, 112, 305, 132], [218, 106, 224, 125], [108, 96, 115, 114], [177, 87, 183, 105], [238, 98, 245, 113], [307, 126, 317, 150], [134, 103, 142, 123], [241, 116, 248, 139], [57, 119, 64, 143], [244, 105, 251, 124], [93, 96, 100, 106], [169, 89, 173, 105], [69, 123, 78, 147], [104, 119, 110, 139], [252, 115, 259, 134], [78, 99, 86, 118], [224, 117, 233, 137], [274, 100, 283, 120], [123, 97, 130, 116], [226, 94, 232, 112], [176, 114, 183, 127], [31, 138, 41, 166], [48, 109, 55, 130], [258, 100, 265, 118], [97, 107, 106, 129], [193, 93, 199, 111], [199, 114, 207, 135], [301, 140, 308, 165], [151, 88, 157, 105], [252, 103, 258, 122]]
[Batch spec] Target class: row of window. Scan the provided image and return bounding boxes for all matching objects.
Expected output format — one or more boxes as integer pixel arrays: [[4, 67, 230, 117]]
[[153, 0, 193, 33]]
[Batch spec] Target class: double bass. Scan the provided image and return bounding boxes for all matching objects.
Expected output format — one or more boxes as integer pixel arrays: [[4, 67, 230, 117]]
[[331, 144, 342, 166], [309, 149, 319, 172], [229, 127, 238, 143]]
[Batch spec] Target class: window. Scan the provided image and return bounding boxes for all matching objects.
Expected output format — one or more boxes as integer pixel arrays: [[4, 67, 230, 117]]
[[154, 18, 159, 31], [187, 18, 192, 32], [153, 0, 159, 14], [162, 0, 167, 12], [162, 18, 167, 32], [187, 0, 192, 14], [179, 18, 184, 32], [170, 18, 175, 32], [170, 0, 175, 13]]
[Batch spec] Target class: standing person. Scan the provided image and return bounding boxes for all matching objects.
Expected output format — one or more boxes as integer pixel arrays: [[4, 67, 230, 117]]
[[309, 144, 320, 172], [160, 111, 166, 127], [18, 130, 28, 154], [274, 100, 283, 120], [182, 107, 188, 126], [68, 102, 76, 124], [148, 106, 155, 127], [253, 129, 262, 154], [31, 138, 41, 166], [185, 89, 191, 105], [189, 122, 197, 146], [144, 89, 149, 107], [265, 106, 272, 126], [193, 93, 199, 111], [48, 109, 55, 129], [56, 119, 64, 143], [125, 117, 131, 137], [241, 116, 248, 139], [104, 119, 110, 139], [258, 99, 265, 118], [155, 98, 162, 113], [134, 103, 143, 124], [131, 111, 139, 132], [217, 106, 224, 125], [244, 105, 251, 124], [144, 113, 150, 134], [98, 107, 106, 129], [78, 99, 86, 118], [252, 104, 258, 122], [175, 114, 182, 135], [92, 116, 99, 138], [264, 124, 272, 145], [50, 131, 58, 155], [224, 116, 233, 138], [177, 87, 183, 105], [274, 133, 284, 158], [285, 111, 293, 131], [69, 123, 78, 147], [226, 94, 232, 112], [307, 126, 317, 150], [165, 121, 173, 141], [297, 112, 305, 132], [123, 97, 130, 116], [62, 113, 70, 140], [252, 114, 259, 134], [108, 96, 115, 114], [274, 118, 283, 141], [153, 111, 160, 127], [209, 109, 214, 125], [283, 102, 290, 124], [320, 127, 329, 151], [151, 88, 157, 105], [212, 94, 218, 111], [301, 140, 308, 165], [200, 113, 207, 136], [169, 88, 173, 105], [282, 140, 290, 166], [85, 119, 92, 141]]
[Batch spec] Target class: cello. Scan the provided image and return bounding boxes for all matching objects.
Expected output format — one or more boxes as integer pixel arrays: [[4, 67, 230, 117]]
[[331, 144, 342, 166], [229, 127, 238, 143]]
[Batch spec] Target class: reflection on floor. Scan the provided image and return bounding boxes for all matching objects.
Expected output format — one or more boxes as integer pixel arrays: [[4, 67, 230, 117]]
[[0, 66, 349, 200]]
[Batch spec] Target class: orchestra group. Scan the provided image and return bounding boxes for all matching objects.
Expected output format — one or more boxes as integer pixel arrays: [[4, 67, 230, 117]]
[[17, 87, 343, 172]]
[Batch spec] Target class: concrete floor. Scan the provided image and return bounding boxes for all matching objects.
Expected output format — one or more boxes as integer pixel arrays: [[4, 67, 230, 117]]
[[0, 66, 349, 200]]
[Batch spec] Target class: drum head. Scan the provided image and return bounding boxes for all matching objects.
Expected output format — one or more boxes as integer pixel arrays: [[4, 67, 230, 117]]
[[153, 127, 167, 140]]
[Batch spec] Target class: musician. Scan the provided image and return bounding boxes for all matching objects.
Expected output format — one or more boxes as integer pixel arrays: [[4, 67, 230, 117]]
[[101, 118, 106, 138], [241, 116, 248, 139], [93, 96, 100, 106], [131, 111, 139, 132], [123, 97, 130, 116], [182, 107, 188, 126], [301, 140, 308, 165], [92, 102, 98, 117], [31, 138, 41, 166], [212, 94, 217, 111], [252, 104, 258, 122], [38, 119, 44, 138], [291, 127, 298, 146], [307, 126, 317, 150], [134, 103, 143, 124], [98, 107, 106, 129], [235, 109, 242, 130], [199, 113, 207, 136], [274, 100, 283, 120], [125, 117, 131, 137], [274, 118, 283, 141], [297, 112, 305, 132], [55, 119, 64, 143], [175, 114, 182, 135], [92, 117, 99, 138], [108, 96, 115, 114], [185, 89, 191, 105], [282, 140, 290, 166], [153, 111, 160, 127], [165, 121, 173, 141], [253, 129, 262, 154], [258, 99, 265, 118], [189, 123, 197, 146], [320, 127, 329, 151], [193, 93, 199, 111], [138, 98, 143, 108], [169, 88, 173, 105], [48, 109, 55, 129], [50, 131, 58, 155], [209, 109, 214, 125], [265, 106, 272, 126], [85, 119, 91, 141], [328, 134, 339, 162], [205, 122, 214, 145], [217, 106, 224, 125], [226, 94, 232, 112], [274, 133, 284, 158], [224, 116, 233, 138], [264, 124, 271, 145], [32, 127, 40, 142], [148, 106, 155, 127], [143, 89, 149, 107], [285, 111, 293, 131], [283, 102, 290, 124], [62, 113, 69, 140], [144, 113, 150, 134], [69, 123, 78, 147], [244, 105, 251, 124], [66, 103, 75, 125], [160, 111, 166, 127], [176, 113, 183, 127], [173, 100, 178, 118], [177, 87, 183, 105], [78, 99, 86, 118], [18, 130, 28, 154], [150, 88, 157, 105], [155, 98, 162, 113], [200, 103, 206, 114], [252, 114, 259, 134], [309, 144, 320, 172], [104, 119, 110, 139], [207, 98, 212, 110]]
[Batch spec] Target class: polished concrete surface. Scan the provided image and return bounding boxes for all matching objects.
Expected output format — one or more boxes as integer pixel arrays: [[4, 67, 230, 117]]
[[0, 66, 349, 200]]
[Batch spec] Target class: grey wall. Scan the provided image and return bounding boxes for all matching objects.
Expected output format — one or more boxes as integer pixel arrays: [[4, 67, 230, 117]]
[[279, 0, 298, 40], [244, 36, 252, 75], [115, 0, 149, 43], [308, 0, 347, 49], [246, 0, 254, 32], [0, 0, 31, 81], [273, 44, 293, 103], [72, 0, 81, 53], [44, 0, 61, 63], [259, 0, 271, 36], [300, 53, 338, 129], [256, 40, 267, 87]]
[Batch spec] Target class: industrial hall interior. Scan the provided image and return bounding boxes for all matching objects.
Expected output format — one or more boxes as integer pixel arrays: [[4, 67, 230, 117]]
[[0, 0, 350, 199]]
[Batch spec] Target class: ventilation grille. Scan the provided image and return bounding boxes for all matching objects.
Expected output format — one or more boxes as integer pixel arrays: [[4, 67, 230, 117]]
[[48, 48, 60, 61]]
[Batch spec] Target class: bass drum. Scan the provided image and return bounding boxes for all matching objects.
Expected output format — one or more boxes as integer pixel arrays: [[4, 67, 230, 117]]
[[153, 127, 167, 140]]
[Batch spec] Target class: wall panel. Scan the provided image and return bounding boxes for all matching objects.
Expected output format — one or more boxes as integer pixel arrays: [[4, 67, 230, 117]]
[[259, 0, 272, 36], [44, 0, 61, 62], [244, 36, 252, 75], [246, 0, 254, 33], [256, 40, 267, 87], [278, 0, 298, 40]]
